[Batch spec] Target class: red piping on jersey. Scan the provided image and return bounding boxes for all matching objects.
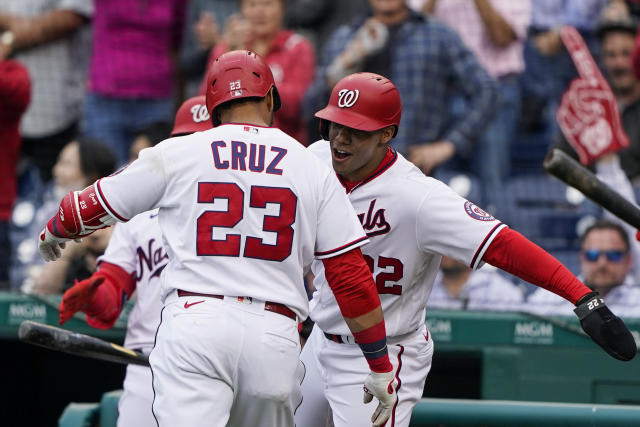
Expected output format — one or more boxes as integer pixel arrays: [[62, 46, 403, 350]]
[[339, 146, 397, 193], [390, 345, 404, 427], [315, 235, 368, 257], [482, 227, 591, 304], [470, 223, 503, 268], [217, 122, 279, 129], [96, 179, 128, 222]]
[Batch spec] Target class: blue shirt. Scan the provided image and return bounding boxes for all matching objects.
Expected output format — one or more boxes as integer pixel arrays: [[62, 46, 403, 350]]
[[306, 10, 497, 155], [530, 0, 607, 31]]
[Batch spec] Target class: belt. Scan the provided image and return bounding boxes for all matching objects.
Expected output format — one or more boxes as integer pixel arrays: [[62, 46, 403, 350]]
[[324, 332, 356, 344], [324, 327, 429, 345], [177, 289, 296, 321]]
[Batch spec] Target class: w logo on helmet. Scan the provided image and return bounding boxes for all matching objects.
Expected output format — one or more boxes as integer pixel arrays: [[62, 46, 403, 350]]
[[190, 104, 210, 123], [337, 89, 359, 108]]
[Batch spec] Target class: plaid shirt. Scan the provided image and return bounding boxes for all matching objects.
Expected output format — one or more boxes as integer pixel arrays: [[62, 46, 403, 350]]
[[307, 10, 497, 155]]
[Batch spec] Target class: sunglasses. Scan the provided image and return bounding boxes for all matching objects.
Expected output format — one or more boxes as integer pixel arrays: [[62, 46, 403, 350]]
[[581, 249, 628, 263]]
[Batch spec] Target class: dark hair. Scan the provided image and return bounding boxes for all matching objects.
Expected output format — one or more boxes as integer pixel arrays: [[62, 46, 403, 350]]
[[76, 137, 116, 185], [596, 17, 638, 40], [135, 121, 173, 147], [580, 219, 630, 251]]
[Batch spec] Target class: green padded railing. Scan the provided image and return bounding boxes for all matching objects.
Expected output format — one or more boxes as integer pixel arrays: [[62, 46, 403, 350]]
[[409, 398, 640, 427]]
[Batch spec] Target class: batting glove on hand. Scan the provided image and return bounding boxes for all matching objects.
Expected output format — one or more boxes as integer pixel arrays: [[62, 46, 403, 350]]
[[59, 276, 105, 325], [363, 369, 397, 427], [38, 218, 74, 262], [575, 291, 637, 361]]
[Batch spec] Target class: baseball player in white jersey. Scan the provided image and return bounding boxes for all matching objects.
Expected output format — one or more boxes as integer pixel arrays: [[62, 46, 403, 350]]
[[38, 51, 397, 427], [56, 96, 214, 427], [295, 72, 637, 427]]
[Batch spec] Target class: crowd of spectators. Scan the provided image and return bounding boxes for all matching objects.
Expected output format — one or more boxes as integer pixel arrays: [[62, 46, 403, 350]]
[[1, 0, 640, 317]]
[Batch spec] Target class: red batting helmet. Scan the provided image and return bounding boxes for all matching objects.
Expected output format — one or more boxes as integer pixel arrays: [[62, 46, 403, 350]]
[[205, 50, 281, 123], [171, 96, 213, 136], [315, 72, 401, 140]]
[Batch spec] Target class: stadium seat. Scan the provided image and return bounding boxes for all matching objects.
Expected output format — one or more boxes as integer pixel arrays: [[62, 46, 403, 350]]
[[57, 403, 99, 427], [494, 174, 601, 251], [99, 390, 122, 427]]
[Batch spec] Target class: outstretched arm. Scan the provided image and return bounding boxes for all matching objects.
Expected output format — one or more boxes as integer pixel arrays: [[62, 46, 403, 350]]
[[483, 228, 637, 361]]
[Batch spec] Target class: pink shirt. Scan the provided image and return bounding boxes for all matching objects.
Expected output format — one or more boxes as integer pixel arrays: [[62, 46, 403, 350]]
[[433, 0, 531, 78], [89, 0, 186, 98], [202, 31, 316, 145]]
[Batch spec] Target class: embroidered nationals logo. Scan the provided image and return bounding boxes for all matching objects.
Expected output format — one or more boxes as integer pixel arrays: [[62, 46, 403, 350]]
[[464, 201, 495, 221], [338, 89, 359, 108], [190, 103, 210, 123]]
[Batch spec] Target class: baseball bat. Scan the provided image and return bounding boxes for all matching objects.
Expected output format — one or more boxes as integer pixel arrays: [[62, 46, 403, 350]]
[[18, 320, 149, 366], [543, 149, 640, 229]]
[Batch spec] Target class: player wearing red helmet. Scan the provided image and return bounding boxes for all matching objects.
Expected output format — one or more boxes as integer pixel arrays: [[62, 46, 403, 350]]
[[39, 51, 397, 427], [295, 72, 636, 427], [171, 95, 212, 137], [205, 49, 281, 126]]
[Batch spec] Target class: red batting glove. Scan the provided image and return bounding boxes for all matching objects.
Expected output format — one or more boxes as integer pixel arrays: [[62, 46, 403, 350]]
[[58, 276, 105, 325], [636, 230, 640, 242]]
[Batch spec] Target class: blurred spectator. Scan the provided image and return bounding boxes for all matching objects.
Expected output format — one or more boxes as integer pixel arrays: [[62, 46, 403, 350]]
[[180, 0, 238, 98], [305, 0, 497, 173], [32, 227, 113, 294], [0, 60, 30, 290], [0, 0, 92, 183], [527, 219, 640, 317], [556, 16, 640, 182], [426, 0, 530, 208], [82, 0, 187, 165], [428, 256, 524, 311], [285, 0, 369, 56], [201, 0, 315, 145], [13, 137, 115, 292], [602, 0, 640, 21], [519, 0, 607, 138], [129, 121, 173, 163]]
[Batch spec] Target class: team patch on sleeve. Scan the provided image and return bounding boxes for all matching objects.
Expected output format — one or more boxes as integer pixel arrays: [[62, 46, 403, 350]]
[[463, 201, 495, 221]]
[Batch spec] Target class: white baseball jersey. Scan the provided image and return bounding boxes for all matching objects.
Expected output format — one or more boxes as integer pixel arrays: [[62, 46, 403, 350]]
[[95, 125, 367, 320], [97, 209, 167, 351], [428, 267, 524, 311], [307, 140, 507, 335]]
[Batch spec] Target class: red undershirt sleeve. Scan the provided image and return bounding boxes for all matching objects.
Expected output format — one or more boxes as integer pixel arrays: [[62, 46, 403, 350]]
[[481, 228, 591, 304], [322, 248, 393, 372]]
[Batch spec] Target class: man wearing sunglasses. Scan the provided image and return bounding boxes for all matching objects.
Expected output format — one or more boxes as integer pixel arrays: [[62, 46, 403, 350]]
[[528, 219, 640, 317]]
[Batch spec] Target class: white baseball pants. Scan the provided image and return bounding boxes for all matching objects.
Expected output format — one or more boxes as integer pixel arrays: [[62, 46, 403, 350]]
[[150, 292, 301, 426], [295, 324, 433, 427]]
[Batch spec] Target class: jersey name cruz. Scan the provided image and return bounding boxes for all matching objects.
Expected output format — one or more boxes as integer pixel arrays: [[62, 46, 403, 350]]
[[357, 199, 391, 237], [210, 140, 287, 175], [136, 238, 169, 281]]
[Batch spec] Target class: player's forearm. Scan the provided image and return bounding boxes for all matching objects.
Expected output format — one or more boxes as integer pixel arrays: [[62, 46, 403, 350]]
[[322, 248, 393, 372], [482, 227, 591, 304]]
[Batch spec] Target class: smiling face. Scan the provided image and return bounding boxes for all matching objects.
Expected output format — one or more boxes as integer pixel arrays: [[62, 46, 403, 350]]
[[328, 122, 394, 182], [242, 0, 284, 39]]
